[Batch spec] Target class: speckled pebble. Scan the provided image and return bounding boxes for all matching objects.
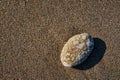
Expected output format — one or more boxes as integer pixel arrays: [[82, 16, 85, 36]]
[[60, 33, 94, 67]]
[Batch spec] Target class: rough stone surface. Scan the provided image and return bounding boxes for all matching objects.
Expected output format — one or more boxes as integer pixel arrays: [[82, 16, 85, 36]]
[[61, 33, 94, 67]]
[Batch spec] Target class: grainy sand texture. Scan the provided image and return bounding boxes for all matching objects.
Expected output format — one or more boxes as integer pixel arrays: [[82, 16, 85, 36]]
[[0, 0, 120, 80]]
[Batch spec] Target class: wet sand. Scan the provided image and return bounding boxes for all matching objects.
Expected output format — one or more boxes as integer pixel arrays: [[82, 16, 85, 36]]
[[1, 0, 120, 80]]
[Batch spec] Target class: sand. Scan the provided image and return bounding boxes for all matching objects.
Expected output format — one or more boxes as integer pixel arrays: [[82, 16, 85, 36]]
[[0, 0, 120, 80]]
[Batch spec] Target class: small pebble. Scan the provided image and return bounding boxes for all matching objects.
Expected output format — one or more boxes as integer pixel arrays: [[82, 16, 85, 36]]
[[60, 33, 94, 67]]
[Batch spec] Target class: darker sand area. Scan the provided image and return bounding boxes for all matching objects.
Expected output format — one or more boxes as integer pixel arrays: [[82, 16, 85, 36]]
[[0, 0, 120, 80]]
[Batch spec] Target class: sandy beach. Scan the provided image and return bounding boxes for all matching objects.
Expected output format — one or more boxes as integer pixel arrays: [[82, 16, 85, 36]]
[[1, 0, 120, 80]]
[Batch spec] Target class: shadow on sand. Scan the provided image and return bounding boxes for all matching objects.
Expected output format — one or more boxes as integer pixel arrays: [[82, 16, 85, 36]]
[[73, 38, 106, 70]]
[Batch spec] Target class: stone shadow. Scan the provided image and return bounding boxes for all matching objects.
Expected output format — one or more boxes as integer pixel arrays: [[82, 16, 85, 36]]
[[73, 38, 106, 70]]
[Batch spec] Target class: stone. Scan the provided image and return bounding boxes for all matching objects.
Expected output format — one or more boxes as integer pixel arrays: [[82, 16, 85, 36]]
[[60, 33, 94, 67]]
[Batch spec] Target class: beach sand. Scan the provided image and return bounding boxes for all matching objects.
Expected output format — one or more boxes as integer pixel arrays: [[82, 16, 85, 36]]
[[1, 0, 120, 80]]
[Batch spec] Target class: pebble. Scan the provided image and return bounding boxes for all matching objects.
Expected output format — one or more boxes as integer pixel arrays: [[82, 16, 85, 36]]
[[60, 33, 94, 67]]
